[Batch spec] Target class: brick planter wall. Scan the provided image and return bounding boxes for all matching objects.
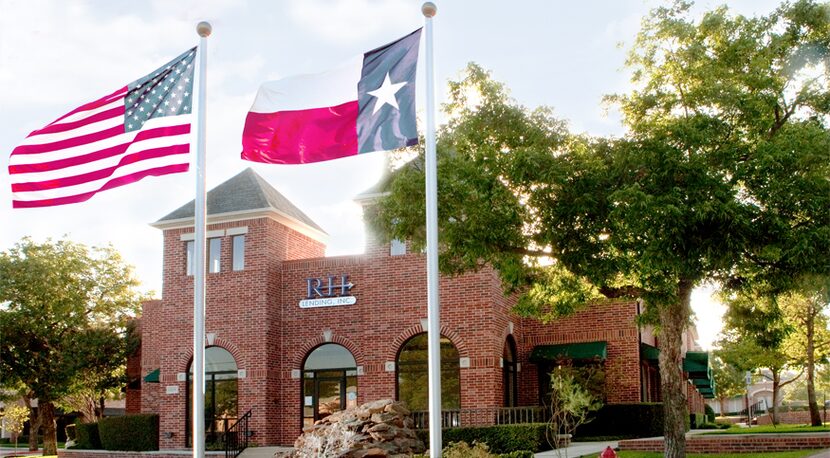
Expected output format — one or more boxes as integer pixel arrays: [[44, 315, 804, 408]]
[[619, 433, 830, 452], [756, 410, 829, 425]]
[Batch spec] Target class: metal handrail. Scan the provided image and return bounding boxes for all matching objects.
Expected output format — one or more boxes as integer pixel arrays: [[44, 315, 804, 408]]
[[225, 409, 252, 458], [411, 406, 549, 429]]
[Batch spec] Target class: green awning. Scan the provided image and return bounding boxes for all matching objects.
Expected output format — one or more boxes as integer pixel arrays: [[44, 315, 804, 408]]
[[683, 351, 711, 378], [640, 343, 660, 362], [683, 352, 716, 399], [143, 368, 160, 383], [529, 341, 607, 363]]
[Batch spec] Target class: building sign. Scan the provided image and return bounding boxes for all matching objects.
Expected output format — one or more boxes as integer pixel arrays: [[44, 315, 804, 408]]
[[299, 274, 356, 309]]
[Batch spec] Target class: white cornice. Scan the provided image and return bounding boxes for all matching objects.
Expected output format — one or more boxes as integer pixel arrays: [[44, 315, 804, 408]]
[[150, 207, 329, 243]]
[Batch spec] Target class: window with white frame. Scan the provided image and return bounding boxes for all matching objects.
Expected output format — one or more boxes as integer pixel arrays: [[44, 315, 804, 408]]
[[232, 235, 245, 271], [209, 238, 221, 273], [186, 241, 194, 276]]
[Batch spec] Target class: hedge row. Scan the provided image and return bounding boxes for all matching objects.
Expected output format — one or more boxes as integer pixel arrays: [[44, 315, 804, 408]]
[[71, 414, 158, 451], [575, 403, 664, 438], [74, 422, 101, 449], [417, 424, 550, 453]]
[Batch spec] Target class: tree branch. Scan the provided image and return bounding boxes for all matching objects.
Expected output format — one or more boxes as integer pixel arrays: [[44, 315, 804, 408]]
[[778, 370, 804, 389], [598, 285, 643, 299]]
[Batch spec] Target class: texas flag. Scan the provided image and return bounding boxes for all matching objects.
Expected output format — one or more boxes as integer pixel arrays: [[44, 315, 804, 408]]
[[241, 29, 422, 165]]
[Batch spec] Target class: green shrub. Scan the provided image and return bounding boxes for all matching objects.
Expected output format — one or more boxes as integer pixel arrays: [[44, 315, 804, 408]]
[[73, 422, 102, 449], [498, 451, 534, 458], [413, 442, 534, 458], [418, 424, 550, 453], [574, 403, 663, 438], [690, 413, 707, 429], [704, 404, 715, 423], [65, 424, 77, 441], [443, 441, 494, 457], [98, 414, 159, 451]]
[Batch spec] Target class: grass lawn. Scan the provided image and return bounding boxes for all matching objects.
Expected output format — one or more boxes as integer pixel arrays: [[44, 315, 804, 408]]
[[617, 451, 821, 458], [703, 424, 829, 435]]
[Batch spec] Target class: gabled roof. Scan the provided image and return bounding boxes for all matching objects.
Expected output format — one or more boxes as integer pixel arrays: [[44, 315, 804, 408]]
[[152, 168, 326, 238]]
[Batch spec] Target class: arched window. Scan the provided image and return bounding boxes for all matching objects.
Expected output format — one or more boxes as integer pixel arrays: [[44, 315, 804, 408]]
[[185, 346, 238, 447], [503, 336, 518, 407], [396, 333, 460, 411], [301, 344, 358, 428]]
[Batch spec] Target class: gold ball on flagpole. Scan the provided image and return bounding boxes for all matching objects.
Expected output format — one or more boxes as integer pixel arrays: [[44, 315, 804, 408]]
[[422, 2, 437, 17], [197, 21, 212, 37]]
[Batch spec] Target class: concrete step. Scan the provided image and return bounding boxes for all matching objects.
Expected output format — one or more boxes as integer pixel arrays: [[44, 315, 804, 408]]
[[238, 446, 292, 458]]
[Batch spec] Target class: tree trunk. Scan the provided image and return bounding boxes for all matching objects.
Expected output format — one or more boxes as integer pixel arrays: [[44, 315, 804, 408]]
[[23, 395, 40, 452], [718, 397, 727, 417], [40, 401, 58, 456], [806, 305, 822, 426], [658, 281, 692, 458], [771, 369, 780, 425]]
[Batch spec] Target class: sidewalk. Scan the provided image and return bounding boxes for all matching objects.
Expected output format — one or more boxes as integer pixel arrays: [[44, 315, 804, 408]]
[[535, 440, 618, 458]]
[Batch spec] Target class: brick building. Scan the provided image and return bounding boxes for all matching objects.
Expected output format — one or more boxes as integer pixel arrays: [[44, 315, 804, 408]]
[[129, 168, 712, 448]]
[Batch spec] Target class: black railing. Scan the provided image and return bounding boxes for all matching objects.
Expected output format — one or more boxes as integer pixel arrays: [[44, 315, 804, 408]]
[[225, 409, 252, 458], [412, 406, 549, 429], [739, 400, 765, 425]]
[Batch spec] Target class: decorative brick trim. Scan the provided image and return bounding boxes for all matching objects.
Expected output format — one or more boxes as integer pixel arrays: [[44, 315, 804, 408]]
[[386, 324, 469, 361], [290, 332, 365, 369], [173, 338, 245, 372]]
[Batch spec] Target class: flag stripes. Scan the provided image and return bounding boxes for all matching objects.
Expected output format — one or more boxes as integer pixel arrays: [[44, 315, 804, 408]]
[[9, 47, 195, 208]]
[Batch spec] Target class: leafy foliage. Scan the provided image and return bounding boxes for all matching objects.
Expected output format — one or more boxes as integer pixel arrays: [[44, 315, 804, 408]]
[[368, 1, 830, 456], [0, 238, 146, 454], [419, 424, 550, 454], [0, 404, 30, 449], [546, 366, 603, 454]]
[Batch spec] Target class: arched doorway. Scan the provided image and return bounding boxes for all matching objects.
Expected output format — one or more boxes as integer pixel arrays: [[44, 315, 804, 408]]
[[503, 336, 518, 407], [301, 344, 358, 428], [396, 333, 460, 411], [185, 346, 238, 447]]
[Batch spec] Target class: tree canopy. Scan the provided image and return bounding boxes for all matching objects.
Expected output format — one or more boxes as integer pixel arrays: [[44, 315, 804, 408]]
[[0, 238, 145, 455], [368, 1, 830, 456]]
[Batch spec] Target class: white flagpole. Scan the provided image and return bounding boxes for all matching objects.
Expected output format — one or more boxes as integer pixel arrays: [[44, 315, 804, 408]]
[[193, 21, 211, 458], [421, 3, 441, 457]]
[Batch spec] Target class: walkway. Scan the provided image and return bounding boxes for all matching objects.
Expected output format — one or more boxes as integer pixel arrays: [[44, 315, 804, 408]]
[[535, 440, 618, 458]]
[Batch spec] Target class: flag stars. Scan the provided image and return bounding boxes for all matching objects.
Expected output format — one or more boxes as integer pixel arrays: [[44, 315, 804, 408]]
[[367, 72, 407, 115]]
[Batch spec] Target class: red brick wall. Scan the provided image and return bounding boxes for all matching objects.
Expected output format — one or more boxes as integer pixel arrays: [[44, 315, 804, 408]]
[[126, 318, 142, 414], [756, 410, 829, 425], [519, 301, 643, 405], [619, 433, 830, 452], [137, 213, 691, 447]]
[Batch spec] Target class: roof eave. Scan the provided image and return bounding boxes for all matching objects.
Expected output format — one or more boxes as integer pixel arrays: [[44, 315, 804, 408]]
[[150, 207, 329, 243]]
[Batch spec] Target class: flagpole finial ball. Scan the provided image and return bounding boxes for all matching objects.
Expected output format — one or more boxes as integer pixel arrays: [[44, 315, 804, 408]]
[[421, 2, 437, 17], [196, 21, 212, 37]]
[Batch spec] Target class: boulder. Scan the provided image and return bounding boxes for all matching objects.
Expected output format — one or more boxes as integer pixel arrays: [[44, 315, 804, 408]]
[[277, 399, 425, 458]]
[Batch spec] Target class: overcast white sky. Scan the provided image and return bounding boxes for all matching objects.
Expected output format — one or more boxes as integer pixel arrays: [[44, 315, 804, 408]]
[[0, 0, 782, 349]]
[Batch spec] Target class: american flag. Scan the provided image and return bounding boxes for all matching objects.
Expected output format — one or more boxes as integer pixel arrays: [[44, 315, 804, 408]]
[[8, 47, 197, 208]]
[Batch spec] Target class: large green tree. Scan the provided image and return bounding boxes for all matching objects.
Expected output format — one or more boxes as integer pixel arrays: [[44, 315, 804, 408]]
[[368, 2, 830, 456], [710, 354, 748, 416], [778, 282, 830, 425], [718, 288, 800, 424], [0, 238, 144, 455]]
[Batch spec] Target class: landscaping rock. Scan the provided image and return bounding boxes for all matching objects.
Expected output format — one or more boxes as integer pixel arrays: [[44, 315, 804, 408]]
[[275, 399, 425, 458]]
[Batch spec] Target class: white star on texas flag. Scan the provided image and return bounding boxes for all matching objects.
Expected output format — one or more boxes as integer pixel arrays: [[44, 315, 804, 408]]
[[367, 72, 407, 115]]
